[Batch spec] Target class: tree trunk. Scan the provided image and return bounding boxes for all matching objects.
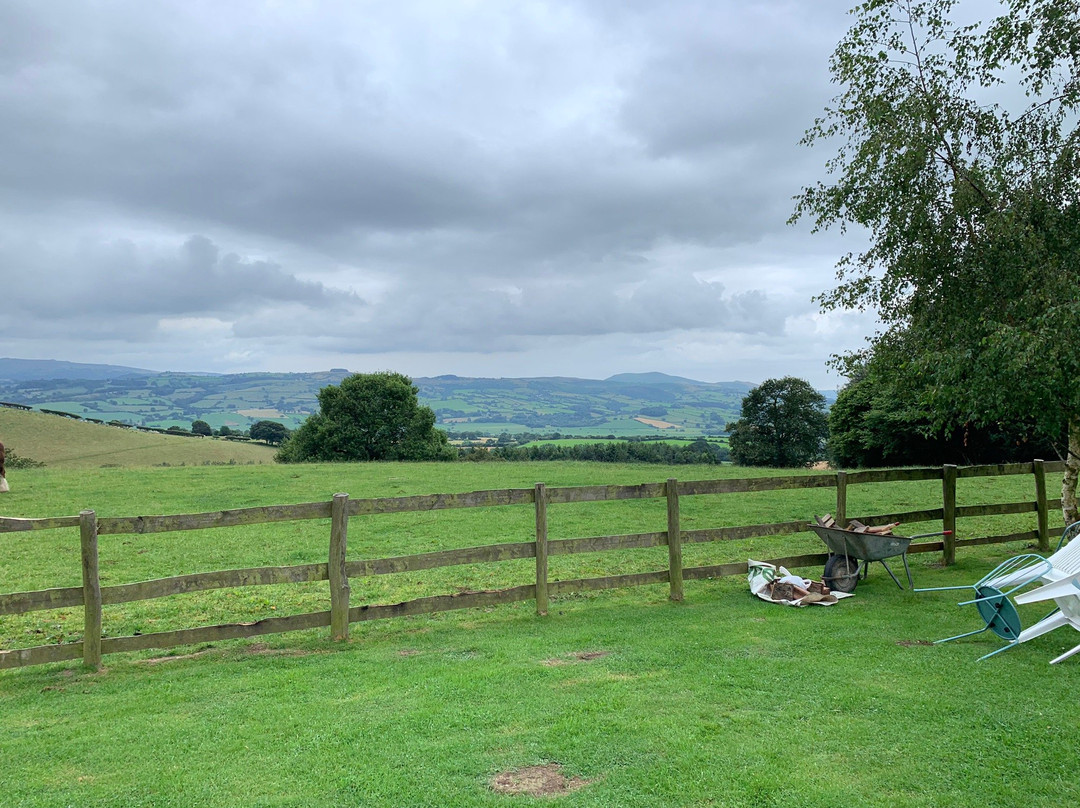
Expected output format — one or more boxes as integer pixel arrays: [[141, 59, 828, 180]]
[[1063, 416, 1080, 526]]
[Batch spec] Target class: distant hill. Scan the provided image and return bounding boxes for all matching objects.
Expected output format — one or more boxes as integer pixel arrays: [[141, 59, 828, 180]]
[[0, 358, 158, 382], [606, 372, 713, 385], [0, 358, 835, 437]]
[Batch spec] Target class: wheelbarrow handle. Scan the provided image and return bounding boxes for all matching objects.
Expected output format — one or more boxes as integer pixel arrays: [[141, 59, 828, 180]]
[[908, 530, 954, 539]]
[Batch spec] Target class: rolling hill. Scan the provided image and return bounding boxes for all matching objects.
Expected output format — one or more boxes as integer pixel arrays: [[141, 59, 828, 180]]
[[0, 359, 821, 438], [0, 408, 277, 469]]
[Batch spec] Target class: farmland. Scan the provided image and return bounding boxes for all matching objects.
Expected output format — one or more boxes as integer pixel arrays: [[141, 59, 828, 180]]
[[0, 360, 759, 437], [0, 459, 1076, 807]]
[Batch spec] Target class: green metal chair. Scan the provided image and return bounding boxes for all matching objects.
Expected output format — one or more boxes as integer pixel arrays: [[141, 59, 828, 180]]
[[917, 522, 1080, 660], [917, 554, 1053, 659]]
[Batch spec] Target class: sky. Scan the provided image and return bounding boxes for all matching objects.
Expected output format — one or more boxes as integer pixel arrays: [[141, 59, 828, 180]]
[[0, 0, 881, 388]]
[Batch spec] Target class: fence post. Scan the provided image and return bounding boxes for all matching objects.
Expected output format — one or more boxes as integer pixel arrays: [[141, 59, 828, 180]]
[[534, 483, 548, 616], [79, 510, 102, 669], [667, 478, 684, 602], [835, 471, 847, 527], [942, 465, 957, 565], [1034, 459, 1050, 552], [329, 493, 350, 641]]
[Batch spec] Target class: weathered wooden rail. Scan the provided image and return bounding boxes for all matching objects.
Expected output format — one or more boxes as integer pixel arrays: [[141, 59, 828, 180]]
[[0, 461, 1066, 670]]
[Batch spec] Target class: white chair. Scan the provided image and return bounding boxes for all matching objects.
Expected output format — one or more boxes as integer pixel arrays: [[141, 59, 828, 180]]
[[1010, 522, 1080, 663], [918, 522, 1080, 660]]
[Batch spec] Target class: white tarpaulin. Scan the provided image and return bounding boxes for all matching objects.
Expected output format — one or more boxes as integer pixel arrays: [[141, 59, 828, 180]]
[[747, 559, 853, 607]]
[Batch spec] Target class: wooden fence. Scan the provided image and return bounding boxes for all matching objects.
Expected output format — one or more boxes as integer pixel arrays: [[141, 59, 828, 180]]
[[0, 460, 1066, 671]]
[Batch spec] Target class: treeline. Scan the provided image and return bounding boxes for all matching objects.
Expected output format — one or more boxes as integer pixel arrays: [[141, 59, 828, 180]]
[[461, 439, 729, 464]]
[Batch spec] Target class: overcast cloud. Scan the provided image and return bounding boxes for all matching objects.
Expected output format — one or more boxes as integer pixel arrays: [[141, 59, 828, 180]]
[[0, 0, 878, 387]]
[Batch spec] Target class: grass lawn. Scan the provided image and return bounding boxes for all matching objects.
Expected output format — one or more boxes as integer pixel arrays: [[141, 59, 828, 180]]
[[1, 462, 1077, 806]]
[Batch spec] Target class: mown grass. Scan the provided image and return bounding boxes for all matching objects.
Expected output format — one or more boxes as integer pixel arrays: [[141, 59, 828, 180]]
[[1, 461, 1077, 807]]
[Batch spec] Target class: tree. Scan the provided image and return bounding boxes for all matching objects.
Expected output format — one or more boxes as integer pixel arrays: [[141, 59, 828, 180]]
[[793, 0, 1080, 521], [728, 377, 828, 467], [191, 420, 212, 436], [276, 372, 455, 462], [828, 361, 1062, 467], [250, 420, 289, 446]]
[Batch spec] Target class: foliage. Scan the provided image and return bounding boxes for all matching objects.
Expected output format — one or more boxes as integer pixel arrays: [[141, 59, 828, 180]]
[[728, 377, 828, 467], [472, 438, 730, 464], [249, 420, 289, 445], [277, 372, 456, 462], [828, 362, 1063, 467], [190, 420, 212, 436], [793, 0, 1080, 518], [1, 448, 45, 469]]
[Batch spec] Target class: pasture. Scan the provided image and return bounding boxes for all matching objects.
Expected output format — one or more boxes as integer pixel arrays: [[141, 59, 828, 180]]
[[1, 461, 1077, 807], [0, 408, 277, 469]]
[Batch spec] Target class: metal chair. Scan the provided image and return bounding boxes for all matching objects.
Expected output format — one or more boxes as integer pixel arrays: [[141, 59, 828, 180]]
[[1009, 521, 1080, 663], [917, 521, 1080, 660], [917, 554, 1053, 659]]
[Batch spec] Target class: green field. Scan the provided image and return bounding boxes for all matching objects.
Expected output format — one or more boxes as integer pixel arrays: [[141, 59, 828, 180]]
[[0, 408, 277, 469], [1, 459, 1077, 806]]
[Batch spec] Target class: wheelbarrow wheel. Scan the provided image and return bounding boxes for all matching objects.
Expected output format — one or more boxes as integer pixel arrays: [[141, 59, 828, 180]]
[[824, 554, 860, 593]]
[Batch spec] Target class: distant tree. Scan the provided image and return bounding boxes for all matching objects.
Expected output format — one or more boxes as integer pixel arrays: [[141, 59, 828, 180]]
[[191, 420, 212, 436], [250, 420, 289, 446], [728, 377, 828, 467], [277, 372, 455, 462], [218, 425, 232, 437]]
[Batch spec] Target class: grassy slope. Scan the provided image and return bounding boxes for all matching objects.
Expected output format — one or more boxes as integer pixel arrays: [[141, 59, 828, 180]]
[[0, 408, 277, 469], [0, 463, 1075, 807]]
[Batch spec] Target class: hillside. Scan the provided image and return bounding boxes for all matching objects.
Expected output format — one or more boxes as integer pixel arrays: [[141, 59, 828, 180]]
[[0, 360, 833, 437], [0, 357, 157, 382], [416, 374, 752, 436], [0, 408, 277, 470]]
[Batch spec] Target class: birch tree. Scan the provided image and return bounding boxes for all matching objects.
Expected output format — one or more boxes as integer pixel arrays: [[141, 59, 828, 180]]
[[793, 0, 1080, 521]]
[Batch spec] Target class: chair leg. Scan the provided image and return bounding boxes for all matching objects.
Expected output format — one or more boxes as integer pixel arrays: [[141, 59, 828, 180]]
[[934, 625, 990, 644], [977, 641, 1019, 661], [1015, 611, 1071, 644], [1050, 642, 1080, 665]]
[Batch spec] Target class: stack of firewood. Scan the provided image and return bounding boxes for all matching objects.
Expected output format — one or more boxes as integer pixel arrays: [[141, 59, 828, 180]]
[[816, 514, 900, 535]]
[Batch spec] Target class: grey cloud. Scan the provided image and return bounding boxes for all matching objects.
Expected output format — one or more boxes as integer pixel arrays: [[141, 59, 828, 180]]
[[0, 0, 865, 384], [0, 233, 360, 329], [231, 272, 793, 357]]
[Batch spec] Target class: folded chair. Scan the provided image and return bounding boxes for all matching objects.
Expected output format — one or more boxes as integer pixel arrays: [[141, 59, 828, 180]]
[[917, 521, 1080, 661], [1010, 521, 1080, 663]]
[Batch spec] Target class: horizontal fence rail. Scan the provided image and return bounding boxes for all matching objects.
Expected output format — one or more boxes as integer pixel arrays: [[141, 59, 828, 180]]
[[0, 460, 1068, 670]]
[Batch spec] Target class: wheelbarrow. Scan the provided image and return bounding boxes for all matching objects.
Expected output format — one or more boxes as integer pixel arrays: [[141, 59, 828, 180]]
[[808, 519, 952, 593]]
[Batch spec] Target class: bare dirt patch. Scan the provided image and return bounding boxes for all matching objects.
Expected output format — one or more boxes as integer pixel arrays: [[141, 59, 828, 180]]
[[489, 763, 591, 797], [242, 642, 316, 657]]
